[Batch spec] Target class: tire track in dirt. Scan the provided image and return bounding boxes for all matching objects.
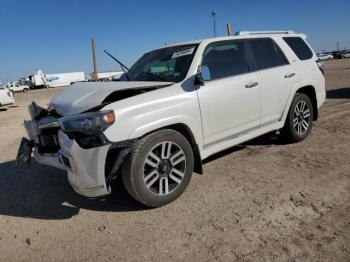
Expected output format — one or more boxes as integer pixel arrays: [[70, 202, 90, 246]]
[[319, 100, 350, 120]]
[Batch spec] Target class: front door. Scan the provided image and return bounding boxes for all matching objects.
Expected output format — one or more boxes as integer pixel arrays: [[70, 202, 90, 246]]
[[196, 40, 260, 146]]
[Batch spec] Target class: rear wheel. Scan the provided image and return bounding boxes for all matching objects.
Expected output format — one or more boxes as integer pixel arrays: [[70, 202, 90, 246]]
[[280, 93, 313, 143], [23, 88, 29, 93], [122, 129, 194, 207]]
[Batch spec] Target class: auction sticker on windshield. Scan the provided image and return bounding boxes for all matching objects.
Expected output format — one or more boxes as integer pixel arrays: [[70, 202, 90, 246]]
[[172, 47, 195, 59]]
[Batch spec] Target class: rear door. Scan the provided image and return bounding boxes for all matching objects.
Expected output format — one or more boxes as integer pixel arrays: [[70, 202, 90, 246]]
[[196, 40, 260, 146], [245, 38, 296, 125]]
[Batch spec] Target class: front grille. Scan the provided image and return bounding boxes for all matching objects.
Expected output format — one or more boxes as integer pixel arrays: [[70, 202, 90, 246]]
[[37, 130, 60, 154]]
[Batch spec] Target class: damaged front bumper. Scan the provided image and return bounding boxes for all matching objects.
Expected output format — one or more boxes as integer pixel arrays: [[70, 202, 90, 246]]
[[18, 107, 114, 198], [57, 130, 111, 197]]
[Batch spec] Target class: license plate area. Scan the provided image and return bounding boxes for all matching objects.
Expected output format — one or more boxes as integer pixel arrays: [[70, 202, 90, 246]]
[[17, 138, 33, 169]]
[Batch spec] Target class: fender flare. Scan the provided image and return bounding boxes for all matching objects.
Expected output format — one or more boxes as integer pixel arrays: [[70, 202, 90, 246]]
[[280, 83, 317, 123], [128, 117, 204, 174]]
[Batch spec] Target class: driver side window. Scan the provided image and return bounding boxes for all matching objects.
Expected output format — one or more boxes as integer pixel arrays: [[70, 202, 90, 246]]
[[201, 40, 249, 80]]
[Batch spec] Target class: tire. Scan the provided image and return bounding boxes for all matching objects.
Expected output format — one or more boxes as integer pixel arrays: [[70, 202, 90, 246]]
[[280, 93, 314, 143], [23, 88, 29, 93], [122, 129, 194, 207]]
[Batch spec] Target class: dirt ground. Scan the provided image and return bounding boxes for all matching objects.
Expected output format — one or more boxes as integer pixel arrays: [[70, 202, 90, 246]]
[[0, 59, 349, 262]]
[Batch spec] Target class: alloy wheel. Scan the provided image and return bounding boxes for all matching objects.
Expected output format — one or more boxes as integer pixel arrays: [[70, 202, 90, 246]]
[[143, 141, 186, 196], [293, 100, 311, 135]]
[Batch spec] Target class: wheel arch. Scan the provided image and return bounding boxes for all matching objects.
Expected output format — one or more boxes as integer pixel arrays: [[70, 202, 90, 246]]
[[295, 85, 318, 121], [105, 122, 203, 185], [282, 84, 319, 123], [140, 123, 203, 175]]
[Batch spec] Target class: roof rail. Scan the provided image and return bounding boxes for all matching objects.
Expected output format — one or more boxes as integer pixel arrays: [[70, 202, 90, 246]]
[[235, 30, 295, 36]]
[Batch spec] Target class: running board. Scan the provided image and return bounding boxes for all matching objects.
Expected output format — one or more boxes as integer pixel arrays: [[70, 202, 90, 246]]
[[201, 122, 283, 160]]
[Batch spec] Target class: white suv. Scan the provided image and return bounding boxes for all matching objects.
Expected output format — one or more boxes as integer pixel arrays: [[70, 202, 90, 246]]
[[17, 31, 325, 207], [7, 83, 30, 92]]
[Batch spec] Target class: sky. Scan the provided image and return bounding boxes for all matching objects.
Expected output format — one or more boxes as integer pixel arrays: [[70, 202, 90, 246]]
[[0, 0, 349, 82]]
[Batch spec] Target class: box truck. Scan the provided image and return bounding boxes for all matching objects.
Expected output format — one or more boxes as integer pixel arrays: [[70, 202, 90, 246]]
[[30, 70, 86, 88]]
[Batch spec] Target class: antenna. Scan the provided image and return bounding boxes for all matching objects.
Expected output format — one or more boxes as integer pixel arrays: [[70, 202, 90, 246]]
[[211, 10, 217, 37]]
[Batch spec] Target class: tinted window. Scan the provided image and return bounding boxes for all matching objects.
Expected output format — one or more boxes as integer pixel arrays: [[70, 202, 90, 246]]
[[201, 40, 249, 80], [246, 38, 289, 71], [283, 37, 313, 60]]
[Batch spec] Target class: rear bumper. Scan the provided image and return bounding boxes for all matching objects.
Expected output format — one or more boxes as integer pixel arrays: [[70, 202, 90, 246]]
[[317, 90, 326, 109]]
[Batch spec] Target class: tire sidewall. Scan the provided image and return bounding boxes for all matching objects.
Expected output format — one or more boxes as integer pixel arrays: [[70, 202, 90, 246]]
[[124, 130, 194, 207]]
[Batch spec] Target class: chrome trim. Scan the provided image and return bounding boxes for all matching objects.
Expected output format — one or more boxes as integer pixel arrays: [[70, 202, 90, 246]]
[[245, 81, 259, 88]]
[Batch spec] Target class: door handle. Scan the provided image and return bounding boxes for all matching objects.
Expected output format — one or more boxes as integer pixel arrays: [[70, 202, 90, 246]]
[[284, 72, 296, 78], [245, 81, 259, 88]]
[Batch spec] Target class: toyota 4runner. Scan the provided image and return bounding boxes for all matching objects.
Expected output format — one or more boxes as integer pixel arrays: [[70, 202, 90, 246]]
[[17, 31, 326, 207]]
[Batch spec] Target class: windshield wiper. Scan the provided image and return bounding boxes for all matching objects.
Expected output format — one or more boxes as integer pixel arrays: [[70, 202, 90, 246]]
[[104, 50, 130, 81]]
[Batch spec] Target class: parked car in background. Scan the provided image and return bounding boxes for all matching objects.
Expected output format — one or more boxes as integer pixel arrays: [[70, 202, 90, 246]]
[[333, 50, 348, 59], [317, 53, 333, 60], [340, 51, 350, 59], [18, 30, 325, 207], [0, 86, 15, 107], [7, 83, 30, 92]]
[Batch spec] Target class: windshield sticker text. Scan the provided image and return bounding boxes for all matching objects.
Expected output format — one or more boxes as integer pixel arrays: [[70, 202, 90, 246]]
[[172, 47, 195, 59]]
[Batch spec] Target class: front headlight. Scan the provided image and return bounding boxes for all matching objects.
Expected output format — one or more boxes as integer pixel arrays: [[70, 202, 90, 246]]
[[59, 111, 115, 135]]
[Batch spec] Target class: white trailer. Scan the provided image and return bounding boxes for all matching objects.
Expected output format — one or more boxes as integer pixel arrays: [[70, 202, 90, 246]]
[[30, 70, 86, 88], [91, 71, 124, 81]]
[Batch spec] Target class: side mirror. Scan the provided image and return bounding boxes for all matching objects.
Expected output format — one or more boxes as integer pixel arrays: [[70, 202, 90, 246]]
[[196, 65, 211, 84]]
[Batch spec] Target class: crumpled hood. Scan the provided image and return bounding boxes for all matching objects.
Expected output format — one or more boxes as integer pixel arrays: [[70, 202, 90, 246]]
[[49, 81, 173, 116]]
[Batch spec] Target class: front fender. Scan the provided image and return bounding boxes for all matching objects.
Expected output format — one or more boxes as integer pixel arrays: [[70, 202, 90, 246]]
[[102, 85, 203, 149], [128, 115, 202, 144]]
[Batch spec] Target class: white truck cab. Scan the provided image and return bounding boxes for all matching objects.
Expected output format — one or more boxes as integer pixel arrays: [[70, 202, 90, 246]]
[[18, 31, 325, 207], [0, 86, 15, 107]]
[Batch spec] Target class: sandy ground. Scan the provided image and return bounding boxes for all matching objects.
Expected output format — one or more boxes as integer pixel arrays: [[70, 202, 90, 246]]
[[0, 60, 349, 261]]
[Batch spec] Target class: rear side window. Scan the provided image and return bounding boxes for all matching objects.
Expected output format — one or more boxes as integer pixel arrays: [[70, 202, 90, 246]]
[[283, 37, 313, 60], [245, 38, 288, 71], [201, 40, 249, 80]]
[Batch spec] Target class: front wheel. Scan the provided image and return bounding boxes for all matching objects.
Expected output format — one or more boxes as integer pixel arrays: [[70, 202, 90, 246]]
[[280, 93, 314, 143], [122, 129, 194, 207]]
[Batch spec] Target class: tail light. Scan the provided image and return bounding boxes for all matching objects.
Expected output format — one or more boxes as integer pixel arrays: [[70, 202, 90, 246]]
[[317, 60, 325, 75]]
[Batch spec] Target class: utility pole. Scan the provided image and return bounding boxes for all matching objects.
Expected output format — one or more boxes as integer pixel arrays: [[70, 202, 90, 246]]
[[336, 42, 340, 51], [91, 37, 98, 81], [211, 10, 217, 37], [226, 23, 233, 36]]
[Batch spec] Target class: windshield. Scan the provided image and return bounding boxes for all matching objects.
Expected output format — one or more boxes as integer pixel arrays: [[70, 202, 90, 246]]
[[126, 44, 198, 82]]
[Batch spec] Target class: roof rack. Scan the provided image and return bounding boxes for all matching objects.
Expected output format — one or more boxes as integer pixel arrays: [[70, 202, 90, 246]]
[[235, 30, 295, 36]]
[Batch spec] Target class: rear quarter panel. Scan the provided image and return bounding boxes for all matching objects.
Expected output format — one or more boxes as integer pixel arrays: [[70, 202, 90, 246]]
[[275, 36, 326, 121]]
